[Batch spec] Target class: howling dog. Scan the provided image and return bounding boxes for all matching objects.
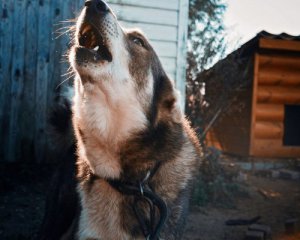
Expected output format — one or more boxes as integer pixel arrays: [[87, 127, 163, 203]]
[[39, 0, 201, 239]]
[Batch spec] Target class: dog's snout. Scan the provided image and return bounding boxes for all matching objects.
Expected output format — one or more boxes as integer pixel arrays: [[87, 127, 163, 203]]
[[85, 0, 109, 13]]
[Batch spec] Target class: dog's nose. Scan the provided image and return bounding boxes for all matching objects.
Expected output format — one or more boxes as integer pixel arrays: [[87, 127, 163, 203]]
[[85, 0, 109, 12]]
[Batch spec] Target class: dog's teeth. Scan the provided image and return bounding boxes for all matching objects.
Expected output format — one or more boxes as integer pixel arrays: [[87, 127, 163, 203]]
[[93, 46, 99, 51]]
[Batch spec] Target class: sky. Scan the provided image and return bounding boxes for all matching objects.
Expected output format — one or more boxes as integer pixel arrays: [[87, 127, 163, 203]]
[[224, 0, 300, 52]]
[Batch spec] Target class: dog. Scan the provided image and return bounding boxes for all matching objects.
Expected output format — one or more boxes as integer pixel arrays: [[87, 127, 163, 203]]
[[38, 0, 201, 239]]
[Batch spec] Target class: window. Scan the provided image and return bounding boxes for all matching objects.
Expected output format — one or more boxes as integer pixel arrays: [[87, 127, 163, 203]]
[[283, 105, 300, 146]]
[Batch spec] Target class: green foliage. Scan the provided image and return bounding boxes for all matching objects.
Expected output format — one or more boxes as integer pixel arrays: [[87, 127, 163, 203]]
[[192, 148, 249, 208], [188, 0, 227, 75], [186, 0, 227, 133], [186, 2, 249, 207]]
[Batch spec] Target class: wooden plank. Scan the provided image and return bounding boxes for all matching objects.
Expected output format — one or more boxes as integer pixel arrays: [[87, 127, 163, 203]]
[[109, 4, 178, 26], [7, 0, 27, 162], [0, 2, 14, 161], [150, 41, 177, 58], [107, 0, 179, 11], [35, 0, 51, 163], [118, 21, 178, 58], [252, 139, 300, 158], [48, 0, 75, 108], [61, 0, 76, 76], [259, 54, 300, 71], [256, 104, 284, 121], [206, 131, 223, 151], [254, 121, 283, 139], [260, 38, 300, 52], [159, 57, 176, 76], [250, 54, 260, 156], [47, 0, 63, 106], [207, 89, 252, 156], [0, 2, 3, 160], [52, 0, 69, 99], [175, 0, 189, 109], [48, 0, 80, 162], [258, 70, 300, 86], [120, 21, 177, 42], [21, 0, 39, 161], [75, 0, 84, 14], [257, 86, 300, 104], [60, 0, 76, 87]]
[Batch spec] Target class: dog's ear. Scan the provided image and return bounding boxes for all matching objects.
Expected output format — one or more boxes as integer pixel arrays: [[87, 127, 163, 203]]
[[150, 56, 183, 125], [172, 89, 183, 123], [159, 83, 183, 124], [153, 76, 183, 125]]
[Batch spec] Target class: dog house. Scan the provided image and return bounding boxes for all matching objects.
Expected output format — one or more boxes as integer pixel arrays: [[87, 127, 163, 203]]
[[203, 31, 300, 158]]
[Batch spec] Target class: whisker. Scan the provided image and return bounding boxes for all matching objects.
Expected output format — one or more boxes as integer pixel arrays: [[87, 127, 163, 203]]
[[61, 69, 74, 77], [53, 19, 76, 26], [60, 54, 71, 63], [57, 25, 74, 30], [56, 73, 76, 90], [52, 23, 76, 39], [60, 19, 76, 23], [54, 28, 75, 39], [54, 26, 75, 32]]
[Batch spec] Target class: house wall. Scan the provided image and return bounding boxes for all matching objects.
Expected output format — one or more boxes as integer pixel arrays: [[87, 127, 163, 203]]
[[207, 89, 253, 156], [250, 40, 300, 157], [204, 54, 254, 156], [0, 0, 189, 162]]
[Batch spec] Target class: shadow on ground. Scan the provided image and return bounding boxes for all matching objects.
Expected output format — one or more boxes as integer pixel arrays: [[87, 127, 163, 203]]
[[0, 161, 299, 240]]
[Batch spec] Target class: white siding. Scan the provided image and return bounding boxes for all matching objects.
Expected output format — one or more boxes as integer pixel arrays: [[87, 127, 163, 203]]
[[108, 0, 179, 10], [107, 0, 189, 108], [176, 0, 189, 108], [110, 4, 178, 26]]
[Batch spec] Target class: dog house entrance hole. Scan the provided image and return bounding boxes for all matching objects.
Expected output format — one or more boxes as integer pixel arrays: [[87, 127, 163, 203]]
[[283, 105, 300, 146]]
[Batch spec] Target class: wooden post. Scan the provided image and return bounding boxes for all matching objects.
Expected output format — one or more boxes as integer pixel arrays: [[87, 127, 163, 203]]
[[21, 0, 39, 161], [7, 0, 27, 162], [35, 0, 51, 163], [0, 1, 14, 162], [249, 54, 260, 156]]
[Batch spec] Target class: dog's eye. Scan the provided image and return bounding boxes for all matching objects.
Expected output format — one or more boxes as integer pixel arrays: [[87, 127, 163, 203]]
[[132, 37, 144, 47]]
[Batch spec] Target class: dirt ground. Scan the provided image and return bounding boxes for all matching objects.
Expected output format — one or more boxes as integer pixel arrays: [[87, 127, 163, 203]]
[[0, 162, 299, 240], [0, 163, 52, 240], [183, 175, 300, 240]]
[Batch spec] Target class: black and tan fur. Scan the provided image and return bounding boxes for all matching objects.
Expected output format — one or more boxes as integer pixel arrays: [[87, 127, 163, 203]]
[[39, 0, 201, 239]]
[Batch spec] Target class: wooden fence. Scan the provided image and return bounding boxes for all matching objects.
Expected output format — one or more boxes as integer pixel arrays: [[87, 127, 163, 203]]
[[0, 0, 188, 163], [0, 0, 83, 162]]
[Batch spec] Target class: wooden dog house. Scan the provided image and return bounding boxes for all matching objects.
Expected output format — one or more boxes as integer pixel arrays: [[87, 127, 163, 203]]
[[202, 31, 300, 158]]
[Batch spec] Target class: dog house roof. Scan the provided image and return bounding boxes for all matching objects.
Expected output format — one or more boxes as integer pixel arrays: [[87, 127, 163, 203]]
[[232, 31, 300, 58]]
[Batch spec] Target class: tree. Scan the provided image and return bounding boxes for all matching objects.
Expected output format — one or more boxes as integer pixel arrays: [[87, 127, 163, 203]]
[[186, 0, 227, 135]]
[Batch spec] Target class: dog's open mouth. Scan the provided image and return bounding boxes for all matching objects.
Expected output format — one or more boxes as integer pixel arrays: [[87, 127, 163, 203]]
[[78, 23, 112, 62]]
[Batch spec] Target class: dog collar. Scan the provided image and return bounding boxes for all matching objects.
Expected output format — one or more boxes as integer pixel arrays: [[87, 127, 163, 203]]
[[107, 162, 167, 240]]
